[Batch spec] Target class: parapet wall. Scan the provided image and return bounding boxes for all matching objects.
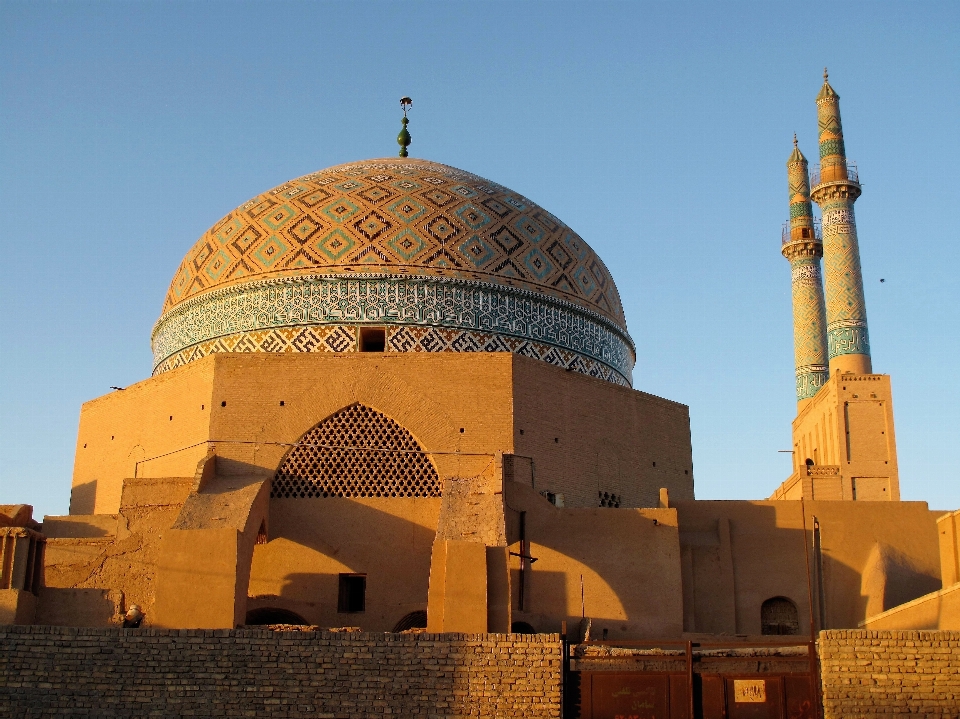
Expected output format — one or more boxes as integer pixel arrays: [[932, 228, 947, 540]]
[[0, 626, 562, 718], [819, 629, 960, 718]]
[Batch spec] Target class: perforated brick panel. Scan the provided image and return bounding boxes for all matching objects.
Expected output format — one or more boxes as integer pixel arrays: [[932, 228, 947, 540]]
[[271, 404, 441, 499]]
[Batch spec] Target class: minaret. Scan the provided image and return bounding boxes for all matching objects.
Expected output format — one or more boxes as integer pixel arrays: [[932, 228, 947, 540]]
[[782, 135, 829, 408], [810, 69, 872, 374]]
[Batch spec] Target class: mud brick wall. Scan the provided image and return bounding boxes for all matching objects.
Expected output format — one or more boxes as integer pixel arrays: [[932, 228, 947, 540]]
[[819, 630, 960, 718], [0, 626, 562, 718]]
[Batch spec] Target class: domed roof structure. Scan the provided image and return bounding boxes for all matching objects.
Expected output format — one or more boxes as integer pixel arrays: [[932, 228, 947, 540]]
[[152, 158, 635, 385]]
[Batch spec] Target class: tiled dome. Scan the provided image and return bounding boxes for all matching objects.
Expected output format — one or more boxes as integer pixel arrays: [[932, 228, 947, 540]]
[[162, 158, 625, 326], [152, 158, 635, 385]]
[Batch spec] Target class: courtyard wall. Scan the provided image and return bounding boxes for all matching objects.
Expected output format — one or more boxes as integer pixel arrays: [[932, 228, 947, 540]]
[[819, 629, 960, 718], [0, 626, 561, 718]]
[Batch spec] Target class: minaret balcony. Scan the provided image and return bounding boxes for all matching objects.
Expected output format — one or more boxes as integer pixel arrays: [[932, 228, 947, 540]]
[[810, 161, 859, 187], [782, 220, 822, 246]]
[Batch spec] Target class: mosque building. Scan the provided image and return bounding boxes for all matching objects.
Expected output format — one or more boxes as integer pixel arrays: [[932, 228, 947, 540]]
[[1, 75, 957, 640]]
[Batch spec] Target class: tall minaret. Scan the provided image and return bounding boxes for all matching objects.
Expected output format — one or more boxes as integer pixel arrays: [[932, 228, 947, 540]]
[[783, 135, 829, 407], [810, 69, 872, 374]]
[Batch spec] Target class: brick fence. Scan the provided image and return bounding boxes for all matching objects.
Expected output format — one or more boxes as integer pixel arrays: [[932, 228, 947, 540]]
[[819, 630, 960, 718], [0, 626, 562, 718]]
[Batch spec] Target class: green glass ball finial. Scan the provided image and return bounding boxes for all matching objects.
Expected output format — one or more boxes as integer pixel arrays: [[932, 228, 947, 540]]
[[398, 97, 412, 157]]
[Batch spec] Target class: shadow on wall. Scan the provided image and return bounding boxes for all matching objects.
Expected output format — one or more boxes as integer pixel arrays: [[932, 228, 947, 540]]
[[35, 588, 122, 626], [248, 497, 440, 631], [860, 542, 943, 617], [677, 501, 944, 634], [505, 485, 672, 637], [69, 480, 97, 515]]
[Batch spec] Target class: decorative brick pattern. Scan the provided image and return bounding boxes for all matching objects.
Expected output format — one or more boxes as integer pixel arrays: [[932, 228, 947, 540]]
[[0, 626, 562, 718], [271, 403, 442, 499], [819, 630, 960, 718]]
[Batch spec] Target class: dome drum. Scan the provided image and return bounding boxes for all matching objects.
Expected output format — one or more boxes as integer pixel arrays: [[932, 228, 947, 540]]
[[151, 273, 634, 385]]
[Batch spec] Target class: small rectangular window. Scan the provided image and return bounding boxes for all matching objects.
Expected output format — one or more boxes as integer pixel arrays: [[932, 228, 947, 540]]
[[360, 328, 386, 352], [338, 573, 366, 613]]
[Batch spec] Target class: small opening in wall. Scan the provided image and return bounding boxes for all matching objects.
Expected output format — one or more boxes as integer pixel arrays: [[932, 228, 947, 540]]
[[519, 429, 524, 435], [83, 444, 87, 449], [511, 621, 536, 634], [256, 520, 267, 545], [554, 437, 559, 443], [338, 574, 366, 613], [169, 416, 173, 421], [280, 401, 285, 407], [459, 428, 464, 433], [801, 228, 810, 238], [761, 596, 800, 635], [652, 461, 656, 467], [221, 401, 227, 407], [245, 608, 307, 626], [684, 470, 688, 475], [201, 405, 204, 410], [360, 327, 386, 352], [392, 610, 428, 633], [111, 436, 114, 440]]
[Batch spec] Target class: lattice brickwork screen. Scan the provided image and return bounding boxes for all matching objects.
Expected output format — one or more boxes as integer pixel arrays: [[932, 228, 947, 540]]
[[271, 404, 441, 499]]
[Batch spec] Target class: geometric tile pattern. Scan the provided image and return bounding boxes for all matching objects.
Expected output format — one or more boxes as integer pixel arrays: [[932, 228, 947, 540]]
[[151, 273, 634, 385], [161, 158, 626, 330], [783, 141, 829, 401], [152, 322, 631, 387], [791, 258, 829, 401], [813, 75, 871, 363], [270, 403, 441, 499]]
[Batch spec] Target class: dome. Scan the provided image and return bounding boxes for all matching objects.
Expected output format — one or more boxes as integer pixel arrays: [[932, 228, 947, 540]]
[[152, 158, 635, 385]]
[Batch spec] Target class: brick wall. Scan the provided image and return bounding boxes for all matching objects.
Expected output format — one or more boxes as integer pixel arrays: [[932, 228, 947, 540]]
[[0, 627, 562, 718], [819, 630, 960, 718]]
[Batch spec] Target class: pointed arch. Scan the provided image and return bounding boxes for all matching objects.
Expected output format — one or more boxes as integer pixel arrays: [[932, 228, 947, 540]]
[[270, 403, 441, 499], [760, 596, 800, 635]]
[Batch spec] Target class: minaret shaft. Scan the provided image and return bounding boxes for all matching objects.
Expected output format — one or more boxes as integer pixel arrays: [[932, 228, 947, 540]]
[[811, 74, 872, 375], [783, 139, 829, 407]]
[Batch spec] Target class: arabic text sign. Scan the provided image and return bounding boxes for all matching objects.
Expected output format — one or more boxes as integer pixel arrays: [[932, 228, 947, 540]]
[[734, 679, 766, 703]]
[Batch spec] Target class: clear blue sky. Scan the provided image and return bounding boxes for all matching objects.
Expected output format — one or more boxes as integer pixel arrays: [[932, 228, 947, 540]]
[[1, 1, 958, 518]]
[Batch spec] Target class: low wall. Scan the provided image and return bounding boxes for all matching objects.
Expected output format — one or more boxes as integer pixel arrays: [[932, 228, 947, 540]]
[[0, 626, 562, 718], [820, 629, 960, 718]]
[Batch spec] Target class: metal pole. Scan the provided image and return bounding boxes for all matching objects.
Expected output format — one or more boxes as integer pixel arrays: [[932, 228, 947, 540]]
[[518, 511, 526, 612], [800, 499, 822, 719]]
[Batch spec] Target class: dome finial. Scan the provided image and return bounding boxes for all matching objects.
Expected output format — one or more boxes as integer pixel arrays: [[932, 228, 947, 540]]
[[398, 97, 412, 158], [824, 67, 828, 81], [793, 133, 798, 149]]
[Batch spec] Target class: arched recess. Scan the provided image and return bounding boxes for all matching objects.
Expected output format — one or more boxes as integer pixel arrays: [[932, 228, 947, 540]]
[[760, 596, 800, 635], [392, 610, 428, 633], [511, 621, 536, 634], [270, 403, 441, 499]]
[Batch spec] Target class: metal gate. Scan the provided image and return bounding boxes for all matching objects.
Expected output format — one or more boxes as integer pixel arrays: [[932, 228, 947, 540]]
[[566, 640, 819, 719]]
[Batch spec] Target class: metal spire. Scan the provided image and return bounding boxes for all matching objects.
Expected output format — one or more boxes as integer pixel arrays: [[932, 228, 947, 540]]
[[398, 97, 412, 158]]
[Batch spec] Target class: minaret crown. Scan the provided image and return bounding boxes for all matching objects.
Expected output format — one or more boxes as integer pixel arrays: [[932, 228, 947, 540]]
[[787, 134, 807, 165], [817, 67, 839, 102]]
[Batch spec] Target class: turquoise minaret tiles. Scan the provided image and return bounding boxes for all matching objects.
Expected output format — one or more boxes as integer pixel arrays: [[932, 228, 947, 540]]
[[810, 70, 872, 375], [783, 136, 829, 406]]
